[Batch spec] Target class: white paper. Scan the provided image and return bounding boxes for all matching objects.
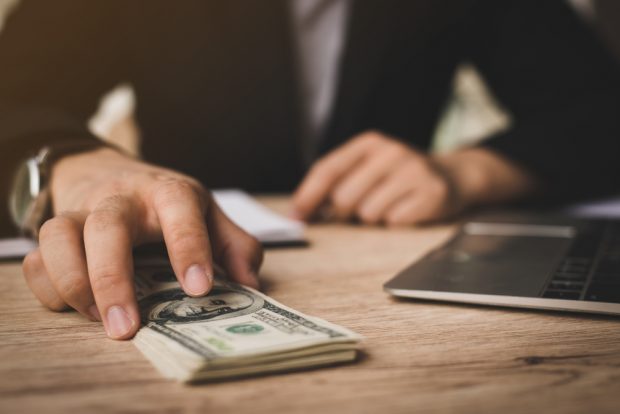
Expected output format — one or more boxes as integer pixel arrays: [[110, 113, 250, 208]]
[[212, 189, 305, 244], [0, 237, 37, 259], [0, 191, 304, 259]]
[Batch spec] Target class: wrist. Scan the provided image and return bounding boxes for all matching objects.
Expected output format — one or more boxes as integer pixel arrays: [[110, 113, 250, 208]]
[[9, 140, 111, 236], [434, 147, 538, 208]]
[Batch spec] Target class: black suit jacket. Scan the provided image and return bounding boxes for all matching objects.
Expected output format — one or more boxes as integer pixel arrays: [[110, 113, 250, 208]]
[[1, 0, 620, 236]]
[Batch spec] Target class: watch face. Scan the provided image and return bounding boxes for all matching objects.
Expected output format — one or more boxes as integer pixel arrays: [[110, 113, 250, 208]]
[[9, 159, 40, 229]]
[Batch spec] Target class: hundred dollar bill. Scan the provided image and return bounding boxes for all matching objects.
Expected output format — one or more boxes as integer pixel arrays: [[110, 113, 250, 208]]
[[132, 261, 361, 382]]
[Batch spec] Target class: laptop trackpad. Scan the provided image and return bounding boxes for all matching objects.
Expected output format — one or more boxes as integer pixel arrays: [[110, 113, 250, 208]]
[[409, 234, 572, 297]]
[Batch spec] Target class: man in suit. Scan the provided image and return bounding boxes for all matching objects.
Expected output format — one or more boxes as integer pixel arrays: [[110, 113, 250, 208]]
[[1, 0, 619, 339]]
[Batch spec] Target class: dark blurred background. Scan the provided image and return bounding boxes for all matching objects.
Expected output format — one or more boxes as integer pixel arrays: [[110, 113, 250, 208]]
[[0, 0, 619, 237]]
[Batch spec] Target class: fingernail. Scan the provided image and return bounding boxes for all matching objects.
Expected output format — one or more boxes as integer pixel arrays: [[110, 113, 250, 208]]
[[106, 306, 134, 339], [184, 264, 211, 296], [88, 304, 102, 321]]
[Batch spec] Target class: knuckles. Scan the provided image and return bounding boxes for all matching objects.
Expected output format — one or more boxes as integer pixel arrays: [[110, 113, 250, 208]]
[[355, 131, 413, 154], [308, 157, 337, 181], [88, 265, 126, 293], [22, 251, 68, 311], [357, 130, 385, 146], [84, 199, 130, 234], [357, 206, 381, 225], [95, 179, 126, 199], [81, 179, 129, 211], [38, 215, 80, 242], [151, 177, 205, 210], [165, 226, 207, 252], [330, 189, 355, 216], [22, 250, 43, 278], [38, 218, 61, 240], [54, 269, 90, 301]]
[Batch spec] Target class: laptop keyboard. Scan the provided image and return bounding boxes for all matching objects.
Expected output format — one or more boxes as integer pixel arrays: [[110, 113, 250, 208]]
[[543, 221, 620, 303]]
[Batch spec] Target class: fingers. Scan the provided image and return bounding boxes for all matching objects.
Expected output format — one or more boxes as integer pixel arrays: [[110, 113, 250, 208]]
[[356, 159, 426, 224], [292, 132, 444, 224], [383, 194, 427, 226], [150, 178, 261, 290], [384, 178, 452, 226], [357, 180, 415, 225], [292, 132, 379, 220], [292, 129, 458, 226], [150, 178, 214, 296], [83, 195, 140, 340], [22, 249, 67, 311], [38, 212, 100, 321], [38, 147, 267, 341], [207, 199, 262, 289], [329, 142, 411, 220]]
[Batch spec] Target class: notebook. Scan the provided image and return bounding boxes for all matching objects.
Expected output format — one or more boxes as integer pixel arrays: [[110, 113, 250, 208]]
[[212, 189, 306, 246], [0, 237, 37, 260]]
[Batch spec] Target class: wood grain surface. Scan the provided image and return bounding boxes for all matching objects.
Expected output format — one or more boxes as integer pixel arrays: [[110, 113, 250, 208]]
[[1, 197, 619, 414]]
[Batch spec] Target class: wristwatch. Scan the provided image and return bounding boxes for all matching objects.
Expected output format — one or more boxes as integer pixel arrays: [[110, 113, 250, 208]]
[[9, 141, 107, 237]]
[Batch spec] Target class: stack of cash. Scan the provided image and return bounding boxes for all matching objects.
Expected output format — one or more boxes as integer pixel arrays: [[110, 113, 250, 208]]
[[132, 262, 361, 382]]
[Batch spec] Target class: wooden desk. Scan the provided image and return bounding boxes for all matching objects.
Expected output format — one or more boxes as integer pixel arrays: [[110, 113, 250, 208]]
[[1, 197, 619, 414]]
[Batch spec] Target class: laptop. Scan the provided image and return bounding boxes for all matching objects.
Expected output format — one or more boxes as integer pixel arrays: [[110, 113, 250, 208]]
[[384, 212, 620, 316]]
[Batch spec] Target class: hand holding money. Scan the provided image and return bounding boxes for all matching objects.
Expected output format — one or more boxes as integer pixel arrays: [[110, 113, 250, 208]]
[[22, 147, 262, 340], [133, 261, 362, 382]]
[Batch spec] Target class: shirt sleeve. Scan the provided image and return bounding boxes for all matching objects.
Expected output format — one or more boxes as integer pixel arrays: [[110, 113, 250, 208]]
[[0, 0, 129, 235], [465, 0, 620, 203]]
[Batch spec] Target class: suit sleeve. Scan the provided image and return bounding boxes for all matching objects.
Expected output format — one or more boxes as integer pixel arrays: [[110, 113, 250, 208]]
[[0, 0, 129, 235], [465, 0, 620, 203]]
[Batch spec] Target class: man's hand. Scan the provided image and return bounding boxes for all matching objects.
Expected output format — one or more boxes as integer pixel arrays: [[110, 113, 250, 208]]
[[292, 131, 536, 225], [22, 147, 262, 340]]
